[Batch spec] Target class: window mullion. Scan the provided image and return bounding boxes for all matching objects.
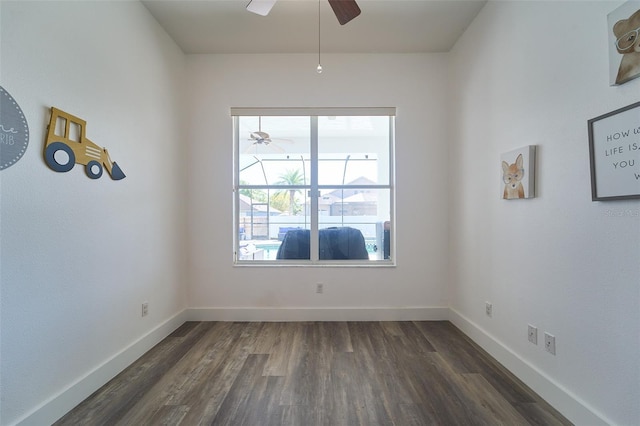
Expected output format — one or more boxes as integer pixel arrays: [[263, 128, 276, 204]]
[[310, 116, 319, 262], [233, 116, 240, 262]]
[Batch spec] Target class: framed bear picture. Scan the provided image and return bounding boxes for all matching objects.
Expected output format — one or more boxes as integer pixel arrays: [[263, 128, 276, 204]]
[[501, 146, 536, 200], [608, 1, 640, 86]]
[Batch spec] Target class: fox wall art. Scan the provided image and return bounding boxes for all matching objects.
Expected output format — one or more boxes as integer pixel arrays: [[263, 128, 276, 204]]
[[501, 146, 536, 199]]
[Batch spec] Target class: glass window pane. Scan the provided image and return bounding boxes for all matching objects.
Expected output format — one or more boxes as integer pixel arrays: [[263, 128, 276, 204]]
[[239, 116, 310, 186], [318, 188, 391, 261], [238, 187, 311, 261], [318, 116, 389, 186]]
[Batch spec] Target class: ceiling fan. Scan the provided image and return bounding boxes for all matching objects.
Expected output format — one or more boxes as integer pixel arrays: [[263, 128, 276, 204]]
[[249, 131, 277, 146], [246, 0, 361, 25], [244, 117, 291, 153]]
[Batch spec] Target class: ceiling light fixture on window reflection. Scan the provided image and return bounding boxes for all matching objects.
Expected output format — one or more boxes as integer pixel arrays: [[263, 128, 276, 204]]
[[317, 0, 323, 74]]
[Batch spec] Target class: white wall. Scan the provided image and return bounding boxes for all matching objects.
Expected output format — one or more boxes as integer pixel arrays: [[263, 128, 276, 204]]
[[0, 2, 187, 424], [448, 2, 639, 425], [186, 54, 451, 317]]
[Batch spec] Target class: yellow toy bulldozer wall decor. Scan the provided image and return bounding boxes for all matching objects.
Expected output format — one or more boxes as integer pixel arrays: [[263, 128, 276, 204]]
[[44, 107, 125, 180]]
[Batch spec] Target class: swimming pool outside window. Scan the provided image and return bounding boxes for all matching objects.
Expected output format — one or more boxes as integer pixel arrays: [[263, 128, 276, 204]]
[[233, 108, 395, 266]]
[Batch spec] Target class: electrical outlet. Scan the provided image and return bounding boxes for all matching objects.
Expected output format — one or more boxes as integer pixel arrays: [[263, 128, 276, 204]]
[[485, 302, 492, 317], [142, 302, 149, 317], [528, 324, 538, 345], [544, 332, 556, 355], [316, 283, 323, 294]]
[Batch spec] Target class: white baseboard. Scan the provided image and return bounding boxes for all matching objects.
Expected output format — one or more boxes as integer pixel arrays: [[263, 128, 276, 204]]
[[186, 306, 450, 322], [15, 310, 189, 426], [448, 308, 610, 426]]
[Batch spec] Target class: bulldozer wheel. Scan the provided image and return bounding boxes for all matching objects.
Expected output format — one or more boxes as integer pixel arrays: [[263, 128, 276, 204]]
[[45, 142, 75, 172], [86, 160, 103, 179]]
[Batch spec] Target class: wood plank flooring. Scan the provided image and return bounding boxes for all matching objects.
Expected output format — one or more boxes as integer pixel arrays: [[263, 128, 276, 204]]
[[55, 321, 572, 426]]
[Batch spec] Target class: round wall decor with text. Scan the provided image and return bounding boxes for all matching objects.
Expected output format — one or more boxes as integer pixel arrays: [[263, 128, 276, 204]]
[[0, 86, 30, 170]]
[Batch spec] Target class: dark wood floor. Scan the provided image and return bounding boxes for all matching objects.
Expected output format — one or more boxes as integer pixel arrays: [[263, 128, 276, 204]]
[[56, 321, 571, 426]]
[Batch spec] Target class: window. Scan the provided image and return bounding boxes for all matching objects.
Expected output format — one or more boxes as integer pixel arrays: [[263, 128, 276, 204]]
[[233, 108, 395, 265]]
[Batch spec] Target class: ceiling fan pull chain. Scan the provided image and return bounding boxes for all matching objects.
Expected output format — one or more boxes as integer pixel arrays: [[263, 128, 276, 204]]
[[317, 0, 323, 74]]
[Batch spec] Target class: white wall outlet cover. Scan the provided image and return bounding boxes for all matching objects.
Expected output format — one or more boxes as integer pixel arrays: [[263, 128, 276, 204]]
[[528, 325, 538, 344], [544, 332, 556, 355], [485, 302, 492, 317]]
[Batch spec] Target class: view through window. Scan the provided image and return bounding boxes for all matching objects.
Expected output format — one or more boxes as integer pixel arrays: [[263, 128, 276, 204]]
[[233, 108, 395, 265]]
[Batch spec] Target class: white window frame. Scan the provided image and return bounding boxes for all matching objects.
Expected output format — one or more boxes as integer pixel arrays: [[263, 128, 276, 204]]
[[232, 107, 396, 266]]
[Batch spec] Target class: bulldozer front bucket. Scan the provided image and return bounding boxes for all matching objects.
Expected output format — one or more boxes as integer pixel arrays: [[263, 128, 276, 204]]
[[110, 162, 126, 180]]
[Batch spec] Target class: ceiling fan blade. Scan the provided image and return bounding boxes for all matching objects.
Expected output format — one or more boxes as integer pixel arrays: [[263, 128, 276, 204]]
[[246, 0, 277, 16], [251, 131, 271, 141], [327, 0, 361, 25]]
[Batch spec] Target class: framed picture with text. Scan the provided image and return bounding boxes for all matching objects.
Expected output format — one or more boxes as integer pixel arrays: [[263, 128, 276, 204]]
[[588, 101, 640, 201]]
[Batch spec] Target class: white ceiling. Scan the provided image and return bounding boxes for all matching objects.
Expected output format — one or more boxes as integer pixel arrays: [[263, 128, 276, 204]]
[[141, 0, 487, 54]]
